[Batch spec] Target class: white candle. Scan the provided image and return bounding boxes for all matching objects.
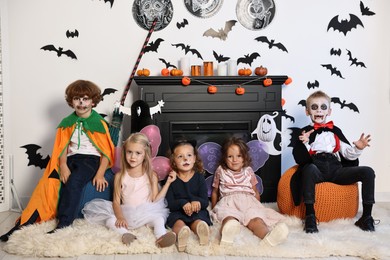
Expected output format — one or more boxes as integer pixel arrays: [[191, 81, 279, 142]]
[[228, 60, 237, 76], [180, 57, 191, 76], [217, 63, 227, 76]]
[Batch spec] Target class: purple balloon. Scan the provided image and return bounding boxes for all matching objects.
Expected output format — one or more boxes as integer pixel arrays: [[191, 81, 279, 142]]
[[247, 140, 269, 172], [198, 142, 222, 174]]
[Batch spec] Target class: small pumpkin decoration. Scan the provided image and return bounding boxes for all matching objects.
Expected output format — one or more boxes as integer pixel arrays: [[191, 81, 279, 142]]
[[170, 68, 183, 76], [235, 86, 245, 95], [207, 85, 218, 94], [136, 68, 150, 77], [254, 66, 268, 77], [181, 77, 191, 86], [284, 77, 293, 85], [281, 98, 286, 107], [161, 68, 170, 76], [263, 78, 273, 87], [238, 68, 252, 76]]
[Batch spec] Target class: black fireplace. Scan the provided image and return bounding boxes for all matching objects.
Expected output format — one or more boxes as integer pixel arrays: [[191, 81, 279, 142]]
[[135, 76, 286, 202]]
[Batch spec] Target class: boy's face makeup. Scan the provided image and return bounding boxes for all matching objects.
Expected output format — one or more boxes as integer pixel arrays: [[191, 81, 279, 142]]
[[72, 95, 94, 118], [226, 144, 244, 172], [173, 144, 196, 173], [306, 97, 331, 124]]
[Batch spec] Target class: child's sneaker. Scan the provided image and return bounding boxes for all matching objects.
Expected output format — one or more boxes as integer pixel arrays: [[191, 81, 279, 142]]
[[261, 222, 289, 247], [220, 219, 241, 245], [196, 221, 210, 245], [177, 226, 190, 252], [156, 231, 176, 248], [122, 232, 137, 245]]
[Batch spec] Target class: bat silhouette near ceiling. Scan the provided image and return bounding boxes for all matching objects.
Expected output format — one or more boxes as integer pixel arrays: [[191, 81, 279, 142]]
[[237, 52, 260, 66], [203, 20, 237, 41], [41, 45, 77, 60], [177, 19, 188, 29], [159, 58, 177, 69], [66, 29, 79, 38], [213, 50, 230, 63], [144, 38, 164, 53], [321, 64, 344, 79], [360, 1, 375, 16], [346, 49, 366, 68], [327, 14, 364, 36], [171, 43, 203, 60]]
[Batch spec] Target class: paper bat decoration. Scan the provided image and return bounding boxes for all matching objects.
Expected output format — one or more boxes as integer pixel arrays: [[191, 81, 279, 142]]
[[176, 19, 188, 29], [95, 0, 114, 8], [287, 127, 302, 148], [21, 144, 50, 169], [66, 29, 79, 38], [321, 64, 344, 79], [330, 48, 341, 56], [171, 43, 203, 60], [307, 80, 319, 89], [280, 109, 295, 123], [144, 38, 164, 53], [101, 88, 118, 100], [213, 50, 230, 63], [346, 49, 366, 68], [327, 14, 364, 36], [203, 20, 237, 41], [298, 99, 307, 107], [254, 36, 288, 53], [331, 97, 360, 113], [115, 100, 165, 119], [237, 52, 260, 66], [159, 58, 177, 69], [360, 1, 375, 16], [41, 45, 77, 60]]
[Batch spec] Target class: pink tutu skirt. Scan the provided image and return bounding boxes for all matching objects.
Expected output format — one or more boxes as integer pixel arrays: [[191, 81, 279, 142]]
[[211, 192, 285, 227], [82, 198, 169, 229]]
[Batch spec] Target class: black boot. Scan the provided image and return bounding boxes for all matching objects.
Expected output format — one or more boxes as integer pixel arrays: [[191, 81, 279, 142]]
[[355, 215, 376, 232], [304, 214, 318, 233]]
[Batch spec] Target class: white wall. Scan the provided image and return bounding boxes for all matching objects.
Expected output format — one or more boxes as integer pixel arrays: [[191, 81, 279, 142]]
[[1, 0, 389, 207]]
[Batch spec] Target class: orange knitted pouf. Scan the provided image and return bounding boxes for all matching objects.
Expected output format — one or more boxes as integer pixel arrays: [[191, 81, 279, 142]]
[[277, 165, 359, 222]]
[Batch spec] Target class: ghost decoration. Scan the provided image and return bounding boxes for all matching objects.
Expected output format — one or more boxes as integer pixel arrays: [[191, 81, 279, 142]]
[[251, 112, 281, 155]]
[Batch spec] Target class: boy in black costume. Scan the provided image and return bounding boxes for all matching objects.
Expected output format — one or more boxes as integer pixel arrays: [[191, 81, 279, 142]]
[[291, 90, 376, 233]]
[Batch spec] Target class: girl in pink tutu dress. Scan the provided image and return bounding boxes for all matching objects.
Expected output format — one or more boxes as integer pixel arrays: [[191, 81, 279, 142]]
[[82, 133, 176, 248], [211, 137, 289, 246]]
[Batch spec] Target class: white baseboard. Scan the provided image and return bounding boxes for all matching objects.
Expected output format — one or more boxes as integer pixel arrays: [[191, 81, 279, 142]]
[[374, 192, 390, 202]]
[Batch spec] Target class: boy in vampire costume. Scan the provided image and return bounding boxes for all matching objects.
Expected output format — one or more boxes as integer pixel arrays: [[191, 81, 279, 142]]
[[1, 80, 115, 241], [291, 90, 376, 234]]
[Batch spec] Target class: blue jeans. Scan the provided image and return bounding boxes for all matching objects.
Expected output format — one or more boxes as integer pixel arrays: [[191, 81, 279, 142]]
[[302, 153, 375, 205], [56, 154, 100, 228]]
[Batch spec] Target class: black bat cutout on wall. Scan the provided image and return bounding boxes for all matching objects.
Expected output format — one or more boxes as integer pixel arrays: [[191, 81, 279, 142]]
[[203, 20, 237, 41], [101, 88, 117, 101], [281, 109, 295, 123], [330, 48, 341, 56], [254, 36, 288, 53], [346, 49, 366, 68], [171, 43, 203, 60], [176, 19, 188, 29], [41, 45, 77, 59], [321, 64, 344, 79], [307, 80, 319, 89], [331, 97, 360, 113], [360, 1, 375, 16], [95, 0, 114, 8], [144, 38, 164, 53], [213, 50, 230, 63], [327, 14, 364, 36], [21, 144, 50, 169], [159, 58, 177, 69], [237, 52, 260, 66], [66, 29, 79, 38]]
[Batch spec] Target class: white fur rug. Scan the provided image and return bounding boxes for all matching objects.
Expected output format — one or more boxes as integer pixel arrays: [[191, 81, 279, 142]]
[[3, 203, 390, 259]]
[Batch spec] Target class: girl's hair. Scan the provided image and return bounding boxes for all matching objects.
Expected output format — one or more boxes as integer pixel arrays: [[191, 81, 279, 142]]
[[169, 139, 204, 174], [219, 137, 252, 170], [65, 80, 102, 108], [113, 133, 153, 202], [306, 90, 331, 109]]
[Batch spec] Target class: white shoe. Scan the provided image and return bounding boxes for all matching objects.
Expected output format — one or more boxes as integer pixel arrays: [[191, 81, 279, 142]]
[[220, 219, 241, 245], [196, 221, 210, 246], [177, 226, 190, 252], [261, 222, 289, 247]]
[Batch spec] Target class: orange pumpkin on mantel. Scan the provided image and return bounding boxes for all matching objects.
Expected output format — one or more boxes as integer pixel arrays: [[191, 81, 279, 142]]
[[181, 77, 191, 86], [207, 85, 218, 94], [263, 78, 273, 87], [136, 68, 150, 76], [284, 77, 293, 85], [238, 68, 252, 76], [235, 86, 245, 95], [170, 68, 183, 76], [161, 68, 170, 76], [254, 66, 268, 77]]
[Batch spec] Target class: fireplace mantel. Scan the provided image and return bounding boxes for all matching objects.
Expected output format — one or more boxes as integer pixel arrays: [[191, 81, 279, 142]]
[[134, 76, 286, 202]]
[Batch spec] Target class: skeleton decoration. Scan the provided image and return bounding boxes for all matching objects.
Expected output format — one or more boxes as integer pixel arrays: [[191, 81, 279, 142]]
[[251, 111, 281, 155], [236, 0, 276, 30], [132, 0, 173, 31]]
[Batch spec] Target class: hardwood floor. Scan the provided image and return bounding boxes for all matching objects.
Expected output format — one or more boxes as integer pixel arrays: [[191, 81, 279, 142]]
[[1, 204, 385, 260]]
